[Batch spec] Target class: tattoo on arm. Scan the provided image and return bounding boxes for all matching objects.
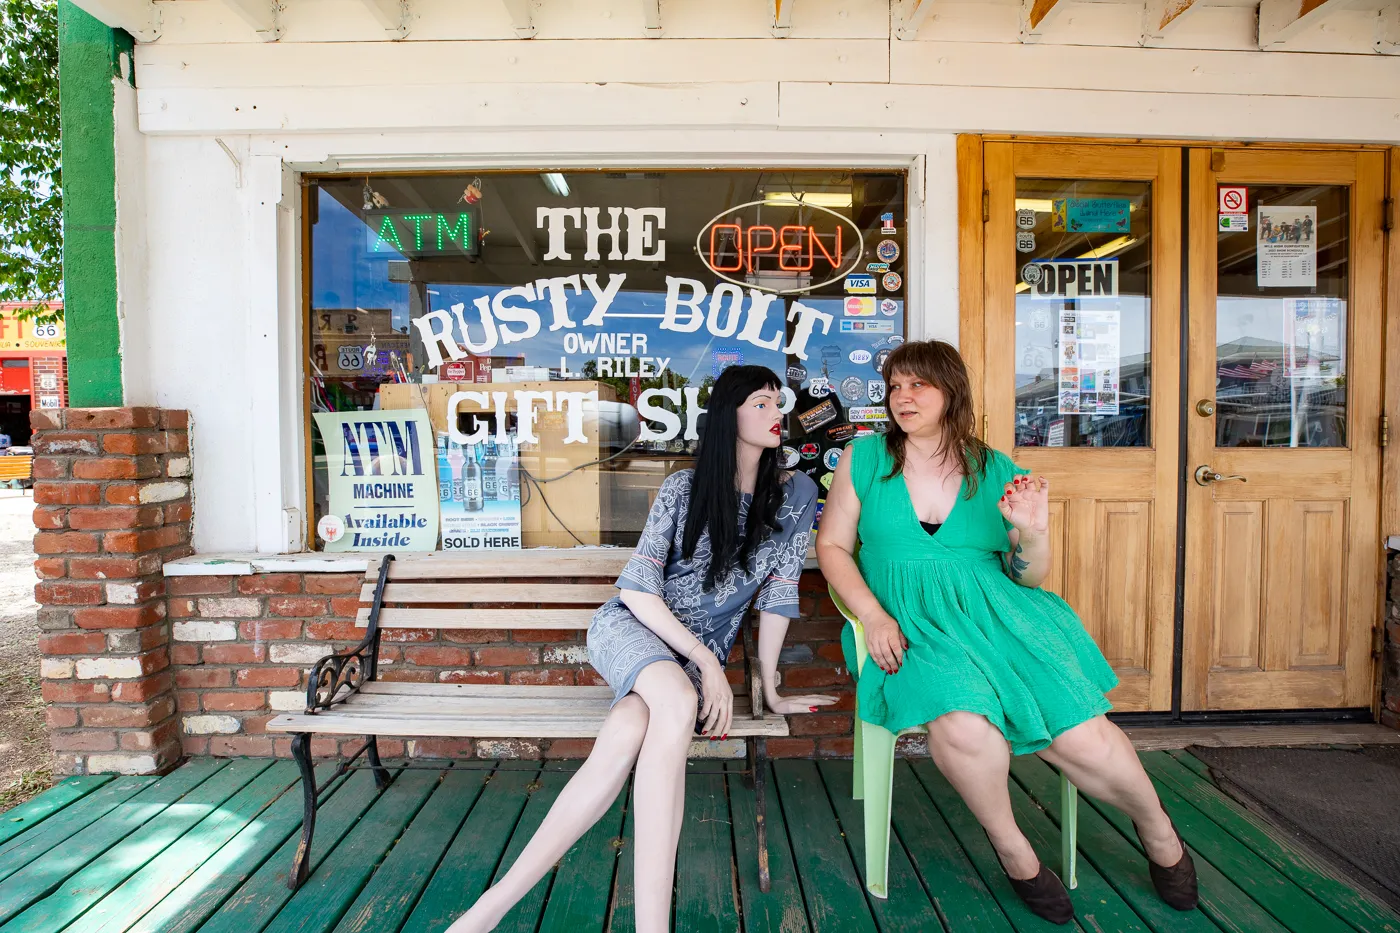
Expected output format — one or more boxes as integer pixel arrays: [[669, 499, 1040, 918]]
[[1007, 543, 1030, 582]]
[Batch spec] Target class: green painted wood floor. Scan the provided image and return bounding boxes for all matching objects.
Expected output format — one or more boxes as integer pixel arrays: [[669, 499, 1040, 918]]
[[0, 751, 1395, 933]]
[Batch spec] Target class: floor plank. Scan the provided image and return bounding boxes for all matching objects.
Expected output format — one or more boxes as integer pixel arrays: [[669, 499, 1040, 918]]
[[398, 765, 539, 933], [0, 777, 157, 882], [0, 776, 114, 847], [673, 763, 740, 933], [489, 765, 571, 933], [0, 760, 228, 926], [536, 769, 626, 933], [330, 770, 487, 933], [1141, 751, 1400, 933], [604, 782, 636, 933], [62, 761, 299, 933], [726, 761, 810, 933], [123, 764, 346, 933], [1122, 725, 1400, 752], [816, 760, 945, 933], [775, 760, 878, 933]]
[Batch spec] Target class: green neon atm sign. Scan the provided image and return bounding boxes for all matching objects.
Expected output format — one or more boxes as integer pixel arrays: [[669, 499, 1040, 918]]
[[365, 211, 479, 257]]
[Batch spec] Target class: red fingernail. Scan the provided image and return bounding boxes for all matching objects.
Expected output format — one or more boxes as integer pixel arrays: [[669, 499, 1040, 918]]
[[810, 706, 818, 712]]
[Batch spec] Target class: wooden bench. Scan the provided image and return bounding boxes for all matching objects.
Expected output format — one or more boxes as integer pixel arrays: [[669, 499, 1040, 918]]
[[0, 454, 33, 487], [267, 552, 790, 892]]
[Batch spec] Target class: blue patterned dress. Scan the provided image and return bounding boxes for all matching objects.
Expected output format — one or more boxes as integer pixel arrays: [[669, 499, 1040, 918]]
[[587, 469, 819, 708]]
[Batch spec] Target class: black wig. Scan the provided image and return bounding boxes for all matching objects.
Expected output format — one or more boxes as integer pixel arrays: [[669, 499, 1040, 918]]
[[681, 365, 786, 591]]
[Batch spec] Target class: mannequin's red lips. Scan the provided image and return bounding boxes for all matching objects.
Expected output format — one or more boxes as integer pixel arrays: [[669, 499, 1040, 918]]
[[770, 424, 781, 435]]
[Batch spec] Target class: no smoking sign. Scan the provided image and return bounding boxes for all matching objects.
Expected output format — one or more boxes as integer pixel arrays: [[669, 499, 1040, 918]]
[[1218, 186, 1247, 214]]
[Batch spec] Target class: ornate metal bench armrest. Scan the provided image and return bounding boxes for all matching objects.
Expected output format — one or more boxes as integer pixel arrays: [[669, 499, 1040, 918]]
[[303, 555, 395, 714]]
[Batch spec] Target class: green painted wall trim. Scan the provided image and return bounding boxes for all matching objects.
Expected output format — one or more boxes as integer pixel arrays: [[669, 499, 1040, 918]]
[[59, 0, 123, 407]]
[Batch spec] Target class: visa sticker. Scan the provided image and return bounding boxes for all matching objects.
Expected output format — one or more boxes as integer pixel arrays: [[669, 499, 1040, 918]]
[[845, 274, 876, 295]]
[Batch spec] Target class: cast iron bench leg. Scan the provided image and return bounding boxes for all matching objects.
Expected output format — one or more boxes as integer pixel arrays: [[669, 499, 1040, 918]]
[[365, 735, 392, 790], [289, 732, 316, 890], [749, 736, 772, 893]]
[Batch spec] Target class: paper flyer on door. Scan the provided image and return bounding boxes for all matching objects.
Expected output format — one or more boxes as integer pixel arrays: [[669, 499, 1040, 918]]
[[437, 432, 523, 550], [1257, 206, 1317, 287], [313, 410, 440, 552], [1058, 306, 1121, 416]]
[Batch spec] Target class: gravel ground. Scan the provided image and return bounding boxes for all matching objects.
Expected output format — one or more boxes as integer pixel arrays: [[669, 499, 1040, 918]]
[[0, 489, 45, 811]]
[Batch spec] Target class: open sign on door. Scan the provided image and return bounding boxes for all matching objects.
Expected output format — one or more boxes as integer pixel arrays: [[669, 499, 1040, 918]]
[[1025, 259, 1119, 300]]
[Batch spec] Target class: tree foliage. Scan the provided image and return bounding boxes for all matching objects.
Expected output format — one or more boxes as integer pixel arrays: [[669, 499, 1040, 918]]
[[0, 0, 61, 321]]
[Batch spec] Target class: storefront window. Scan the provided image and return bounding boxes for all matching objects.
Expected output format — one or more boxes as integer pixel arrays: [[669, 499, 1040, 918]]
[[306, 170, 907, 550]]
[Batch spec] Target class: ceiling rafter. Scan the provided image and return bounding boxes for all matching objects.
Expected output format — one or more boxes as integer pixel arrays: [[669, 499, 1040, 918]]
[[71, 0, 160, 42], [895, 0, 936, 41], [772, 0, 794, 37], [359, 0, 411, 39], [216, 0, 284, 42], [1377, 5, 1400, 54], [1258, 0, 1353, 50], [643, 0, 661, 37], [1020, 0, 1066, 43], [1140, 0, 1203, 46], [500, 0, 536, 39]]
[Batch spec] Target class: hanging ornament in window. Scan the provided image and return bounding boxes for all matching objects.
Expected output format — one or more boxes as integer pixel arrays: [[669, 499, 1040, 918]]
[[460, 177, 484, 205], [361, 179, 390, 210]]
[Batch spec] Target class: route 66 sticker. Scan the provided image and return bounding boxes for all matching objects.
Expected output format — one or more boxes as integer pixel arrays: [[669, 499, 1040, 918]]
[[1021, 262, 1044, 286], [338, 345, 366, 371], [1016, 232, 1036, 253], [1016, 208, 1037, 230]]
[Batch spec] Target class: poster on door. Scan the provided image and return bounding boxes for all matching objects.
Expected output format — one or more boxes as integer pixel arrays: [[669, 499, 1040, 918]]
[[1283, 297, 1342, 383], [436, 432, 523, 550], [1257, 206, 1317, 287], [1058, 306, 1121, 416]]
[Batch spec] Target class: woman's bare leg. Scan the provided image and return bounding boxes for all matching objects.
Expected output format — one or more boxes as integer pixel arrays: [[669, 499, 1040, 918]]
[[1037, 716, 1182, 865], [628, 661, 700, 933], [445, 694, 651, 933], [926, 711, 1040, 879]]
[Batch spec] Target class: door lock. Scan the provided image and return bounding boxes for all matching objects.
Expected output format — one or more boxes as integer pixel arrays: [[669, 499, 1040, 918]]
[[1194, 465, 1247, 486], [1195, 400, 1216, 417]]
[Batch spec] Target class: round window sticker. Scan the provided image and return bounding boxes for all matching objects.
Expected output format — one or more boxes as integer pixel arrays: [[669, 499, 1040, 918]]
[[780, 446, 800, 469], [849, 349, 872, 365], [823, 447, 842, 471], [317, 514, 345, 545], [879, 298, 899, 316], [874, 348, 891, 372], [800, 442, 820, 460], [1021, 262, 1044, 286], [840, 376, 866, 402], [882, 271, 902, 291], [876, 239, 900, 263]]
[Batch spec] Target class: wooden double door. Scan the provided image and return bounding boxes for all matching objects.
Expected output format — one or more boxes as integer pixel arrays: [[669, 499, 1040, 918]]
[[975, 141, 1384, 713]]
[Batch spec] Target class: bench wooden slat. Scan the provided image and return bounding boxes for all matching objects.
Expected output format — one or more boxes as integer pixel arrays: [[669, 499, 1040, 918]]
[[336, 690, 752, 718], [363, 583, 619, 605], [367, 552, 630, 582], [359, 682, 616, 699], [357, 607, 595, 629], [265, 712, 788, 738]]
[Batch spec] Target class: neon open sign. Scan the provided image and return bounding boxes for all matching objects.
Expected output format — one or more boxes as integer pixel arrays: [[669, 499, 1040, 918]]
[[696, 200, 864, 294]]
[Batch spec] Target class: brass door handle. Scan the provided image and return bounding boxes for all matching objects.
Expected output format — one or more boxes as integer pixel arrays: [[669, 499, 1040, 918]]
[[1194, 465, 1247, 486], [1195, 400, 1215, 417]]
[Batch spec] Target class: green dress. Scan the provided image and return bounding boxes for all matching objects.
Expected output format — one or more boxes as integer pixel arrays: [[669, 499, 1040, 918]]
[[839, 435, 1117, 755]]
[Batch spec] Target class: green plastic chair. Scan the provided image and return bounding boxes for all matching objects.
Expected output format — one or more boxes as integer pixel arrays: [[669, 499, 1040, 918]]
[[828, 585, 1079, 899]]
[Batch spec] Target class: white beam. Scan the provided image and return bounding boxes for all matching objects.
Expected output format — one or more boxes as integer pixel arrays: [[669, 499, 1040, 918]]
[[1019, 0, 1066, 43], [1376, 5, 1400, 54], [772, 0, 794, 37], [894, 0, 936, 41], [500, 0, 535, 39], [69, 0, 160, 42], [1259, 0, 1353, 49], [643, 0, 661, 37], [359, 0, 411, 39], [1140, 0, 1204, 46], [216, 0, 284, 41]]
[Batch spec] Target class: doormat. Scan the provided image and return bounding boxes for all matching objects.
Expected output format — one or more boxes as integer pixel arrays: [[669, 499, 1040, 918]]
[[1189, 745, 1400, 912]]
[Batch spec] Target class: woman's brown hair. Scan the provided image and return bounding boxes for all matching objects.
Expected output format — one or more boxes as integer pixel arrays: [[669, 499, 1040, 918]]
[[880, 340, 990, 496]]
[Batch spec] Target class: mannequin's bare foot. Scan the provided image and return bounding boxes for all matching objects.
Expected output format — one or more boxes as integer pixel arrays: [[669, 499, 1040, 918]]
[[443, 889, 511, 933]]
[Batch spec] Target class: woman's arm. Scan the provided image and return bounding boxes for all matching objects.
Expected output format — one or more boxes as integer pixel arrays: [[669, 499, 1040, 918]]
[[998, 475, 1053, 588], [814, 449, 908, 674], [756, 610, 839, 715], [618, 589, 732, 737]]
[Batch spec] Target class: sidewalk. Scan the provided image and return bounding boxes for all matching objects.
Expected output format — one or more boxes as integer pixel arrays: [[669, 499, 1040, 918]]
[[0, 487, 45, 808]]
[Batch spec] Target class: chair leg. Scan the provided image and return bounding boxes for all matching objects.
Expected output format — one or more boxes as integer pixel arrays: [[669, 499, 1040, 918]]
[[860, 720, 898, 899], [852, 714, 865, 800], [750, 737, 772, 894], [365, 735, 392, 790], [288, 733, 317, 891], [1060, 774, 1079, 890]]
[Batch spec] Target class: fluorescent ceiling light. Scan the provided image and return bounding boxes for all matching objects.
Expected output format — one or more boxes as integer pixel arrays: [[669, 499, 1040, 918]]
[[541, 172, 570, 198], [763, 191, 854, 209]]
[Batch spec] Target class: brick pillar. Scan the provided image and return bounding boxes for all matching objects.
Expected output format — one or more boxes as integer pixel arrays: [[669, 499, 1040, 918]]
[[31, 406, 194, 774]]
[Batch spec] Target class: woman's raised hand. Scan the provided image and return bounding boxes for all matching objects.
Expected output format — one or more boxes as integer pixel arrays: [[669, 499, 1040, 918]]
[[998, 475, 1050, 536], [863, 611, 908, 675], [694, 647, 734, 739]]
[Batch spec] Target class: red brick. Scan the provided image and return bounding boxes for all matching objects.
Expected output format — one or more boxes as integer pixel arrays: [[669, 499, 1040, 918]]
[[268, 596, 328, 617], [442, 629, 508, 644], [509, 629, 579, 643], [577, 670, 608, 687], [34, 531, 99, 555], [237, 575, 302, 595], [69, 506, 162, 531], [817, 737, 855, 757], [103, 483, 142, 506], [438, 670, 505, 684], [33, 483, 100, 506], [67, 557, 144, 579], [767, 738, 816, 757], [235, 668, 300, 688], [34, 558, 66, 579], [782, 667, 848, 689], [786, 621, 844, 640], [376, 739, 406, 758], [169, 576, 235, 596], [310, 737, 341, 757], [33, 432, 100, 456], [35, 581, 104, 606], [474, 647, 538, 666], [378, 668, 438, 683], [122, 719, 180, 751], [176, 690, 200, 710], [82, 701, 172, 728], [161, 410, 189, 430], [164, 503, 193, 524], [167, 597, 197, 619], [544, 738, 596, 759], [238, 620, 302, 641], [305, 574, 361, 595], [52, 731, 118, 752], [67, 407, 162, 430], [403, 646, 474, 667], [75, 604, 164, 630], [43, 681, 111, 703], [103, 526, 185, 553], [177, 668, 231, 688], [183, 737, 210, 756], [39, 631, 108, 655], [204, 644, 267, 664], [816, 643, 847, 663], [409, 738, 475, 759], [328, 597, 364, 618], [787, 714, 852, 736], [30, 408, 64, 431], [111, 673, 173, 702], [171, 644, 200, 665], [209, 736, 275, 757], [167, 433, 189, 453], [32, 457, 69, 479], [32, 507, 66, 531], [204, 691, 266, 711], [46, 707, 80, 728], [240, 714, 274, 735], [103, 433, 168, 455], [304, 621, 362, 641], [73, 457, 158, 481], [381, 628, 435, 643], [509, 669, 576, 686]]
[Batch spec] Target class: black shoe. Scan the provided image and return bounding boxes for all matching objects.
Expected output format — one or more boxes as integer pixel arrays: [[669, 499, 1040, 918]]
[[985, 835, 1074, 926], [1134, 819, 1199, 911]]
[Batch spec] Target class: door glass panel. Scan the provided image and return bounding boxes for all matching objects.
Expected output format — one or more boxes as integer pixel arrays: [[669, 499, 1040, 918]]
[[1215, 184, 1348, 448], [1013, 179, 1153, 448]]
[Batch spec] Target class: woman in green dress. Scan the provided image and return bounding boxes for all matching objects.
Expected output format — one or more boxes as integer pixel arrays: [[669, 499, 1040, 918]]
[[816, 340, 1197, 924]]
